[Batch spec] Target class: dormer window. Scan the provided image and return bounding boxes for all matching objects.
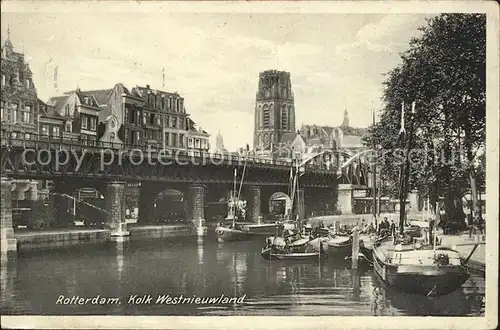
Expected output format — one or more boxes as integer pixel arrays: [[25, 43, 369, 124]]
[[65, 104, 70, 117]]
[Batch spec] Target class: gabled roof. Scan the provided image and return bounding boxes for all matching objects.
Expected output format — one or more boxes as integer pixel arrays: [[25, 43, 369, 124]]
[[47, 95, 70, 114], [280, 132, 298, 144], [76, 92, 99, 108], [80, 88, 113, 105], [38, 98, 64, 120]]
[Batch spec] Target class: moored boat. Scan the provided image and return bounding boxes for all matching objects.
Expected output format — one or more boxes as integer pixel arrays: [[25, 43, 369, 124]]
[[327, 234, 353, 258], [215, 225, 264, 243], [372, 239, 470, 296], [261, 249, 322, 261]]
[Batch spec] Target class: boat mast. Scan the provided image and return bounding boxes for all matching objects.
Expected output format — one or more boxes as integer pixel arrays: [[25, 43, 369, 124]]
[[398, 100, 417, 235], [232, 168, 237, 227], [371, 107, 378, 229]]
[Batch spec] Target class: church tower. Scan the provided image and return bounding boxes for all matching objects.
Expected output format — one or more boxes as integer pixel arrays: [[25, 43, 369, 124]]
[[215, 130, 225, 150], [253, 70, 296, 149], [341, 108, 349, 128]]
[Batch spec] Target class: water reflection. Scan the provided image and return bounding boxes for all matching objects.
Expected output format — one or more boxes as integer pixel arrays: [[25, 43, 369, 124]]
[[0, 234, 485, 316]]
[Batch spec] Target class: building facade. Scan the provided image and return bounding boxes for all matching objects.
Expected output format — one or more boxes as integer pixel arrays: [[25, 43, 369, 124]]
[[79, 84, 205, 151], [299, 109, 368, 155], [38, 99, 64, 138], [47, 88, 100, 145], [1, 30, 38, 140], [186, 117, 210, 155], [253, 70, 296, 152]]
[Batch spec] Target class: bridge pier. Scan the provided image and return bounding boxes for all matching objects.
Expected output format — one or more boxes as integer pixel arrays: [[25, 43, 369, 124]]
[[245, 185, 261, 223], [52, 180, 73, 228], [138, 185, 154, 224], [187, 184, 206, 235], [1, 178, 17, 256], [337, 184, 354, 215], [105, 181, 129, 239]]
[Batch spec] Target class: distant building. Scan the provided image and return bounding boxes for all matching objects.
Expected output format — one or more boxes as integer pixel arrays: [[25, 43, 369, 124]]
[[186, 117, 210, 155], [1, 29, 38, 140], [213, 130, 228, 154], [299, 109, 368, 155]]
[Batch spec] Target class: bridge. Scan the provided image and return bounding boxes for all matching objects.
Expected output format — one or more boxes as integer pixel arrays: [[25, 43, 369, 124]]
[[1, 132, 372, 253]]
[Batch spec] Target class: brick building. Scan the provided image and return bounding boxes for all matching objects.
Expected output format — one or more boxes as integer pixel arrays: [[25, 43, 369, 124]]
[[1, 29, 38, 140]]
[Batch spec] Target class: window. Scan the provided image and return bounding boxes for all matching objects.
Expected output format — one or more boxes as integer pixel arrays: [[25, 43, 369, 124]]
[[65, 121, 72, 132], [156, 116, 161, 126], [22, 111, 30, 123], [24, 133, 30, 140], [179, 134, 184, 147], [195, 139, 200, 149], [165, 132, 170, 146], [136, 110, 141, 125], [53, 126, 60, 137], [88, 135, 96, 146], [143, 113, 147, 125], [149, 114, 155, 125], [188, 138, 193, 148], [25, 79, 30, 89], [41, 125, 49, 135], [0, 101, 4, 120], [90, 117, 97, 130], [171, 117, 177, 128], [172, 134, 177, 147], [65, 104, 70, 117], [81, 116, 88, 129]]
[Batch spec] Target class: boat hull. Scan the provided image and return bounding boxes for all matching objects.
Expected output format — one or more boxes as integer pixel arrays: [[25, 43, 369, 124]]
[[215, 227, 266, 243], [243, 223, 283, 235], [261, 247, 321, 261], [372, 249, 470, 296], [327, 236, 353, 259]]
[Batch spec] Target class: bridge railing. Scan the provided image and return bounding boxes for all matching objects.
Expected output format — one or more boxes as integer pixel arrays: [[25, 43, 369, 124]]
[[1, 129, 339, 172]]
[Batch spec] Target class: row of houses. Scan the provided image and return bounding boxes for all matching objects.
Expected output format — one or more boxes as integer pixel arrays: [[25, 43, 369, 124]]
[[1, 32, 210, 154]]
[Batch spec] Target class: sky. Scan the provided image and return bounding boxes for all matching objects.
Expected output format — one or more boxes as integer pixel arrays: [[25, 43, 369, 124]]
[[1, 9, 431, 151]]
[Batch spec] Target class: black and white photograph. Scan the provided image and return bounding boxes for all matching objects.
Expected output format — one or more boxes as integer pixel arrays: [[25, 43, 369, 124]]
[[0, 1, 498, 329]]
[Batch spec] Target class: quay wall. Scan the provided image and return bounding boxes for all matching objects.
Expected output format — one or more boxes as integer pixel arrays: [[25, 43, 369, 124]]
[[127, 224, 193, 239], [308, 213, 396, 227], [15, 229, 110, 252], [14, 224, 197, 251]]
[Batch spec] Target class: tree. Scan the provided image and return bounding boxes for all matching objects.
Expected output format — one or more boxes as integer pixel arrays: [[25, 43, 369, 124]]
[[363, 14, 486, 231]]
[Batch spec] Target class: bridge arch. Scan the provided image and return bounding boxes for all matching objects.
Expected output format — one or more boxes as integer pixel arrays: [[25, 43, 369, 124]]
[[151, 188, 187, 224], [269, 191, 292, 218]]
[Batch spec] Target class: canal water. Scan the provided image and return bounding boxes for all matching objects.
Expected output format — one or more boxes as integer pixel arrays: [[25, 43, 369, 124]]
[[1, 232, 485, 316]]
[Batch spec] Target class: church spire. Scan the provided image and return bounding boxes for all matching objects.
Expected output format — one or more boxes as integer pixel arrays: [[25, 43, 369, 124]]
[[342, 108, 349, 127], [4, 24, 13, 50], [216, 130, 225, 150]]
